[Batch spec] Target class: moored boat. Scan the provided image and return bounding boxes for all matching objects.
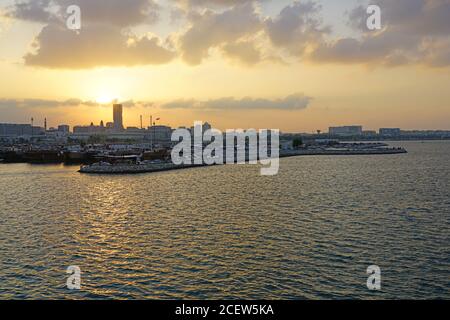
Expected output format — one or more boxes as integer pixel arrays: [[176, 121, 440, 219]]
[[23, 150, 63, 163], [63, 151, 86, 163], [0, 150, 25, 163]]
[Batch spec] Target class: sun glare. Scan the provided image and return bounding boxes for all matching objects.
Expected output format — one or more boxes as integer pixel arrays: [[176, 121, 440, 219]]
[[96, 93, 120, 104]]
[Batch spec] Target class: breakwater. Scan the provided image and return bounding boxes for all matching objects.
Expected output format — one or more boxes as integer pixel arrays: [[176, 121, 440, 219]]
[[79, 147, 407, 174]]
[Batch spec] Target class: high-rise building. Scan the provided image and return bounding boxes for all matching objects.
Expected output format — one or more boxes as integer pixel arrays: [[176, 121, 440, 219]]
[[113, 104, 123, 131]]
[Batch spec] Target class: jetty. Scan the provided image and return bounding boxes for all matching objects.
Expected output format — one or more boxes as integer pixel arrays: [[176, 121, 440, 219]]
[[280, 147, 407, 158], [79, 162, 206, 174], [78, 146, 407, 174]]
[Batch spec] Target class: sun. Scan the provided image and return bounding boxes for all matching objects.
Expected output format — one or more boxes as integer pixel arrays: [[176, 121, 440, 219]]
[[95, 93, 120, 104]]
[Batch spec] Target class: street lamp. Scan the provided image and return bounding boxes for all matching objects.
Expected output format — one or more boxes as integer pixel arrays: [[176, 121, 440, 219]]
[[149, 117, 161, 150]]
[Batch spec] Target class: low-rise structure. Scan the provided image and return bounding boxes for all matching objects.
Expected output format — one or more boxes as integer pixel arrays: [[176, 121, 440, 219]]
[[146, 125, 173, 147], [379, 128, 401, 136], [329, 126, 363, 136], [58, 125, 70, 133], [0, 123, 45, 136]]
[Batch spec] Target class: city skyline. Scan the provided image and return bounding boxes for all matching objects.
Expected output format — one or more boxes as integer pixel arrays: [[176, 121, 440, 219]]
[[3, 100, 450, 134], [1, 0, 450, 132]]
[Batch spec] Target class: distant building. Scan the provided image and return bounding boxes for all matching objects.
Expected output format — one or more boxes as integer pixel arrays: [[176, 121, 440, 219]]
[[73, 122, 105, 134], [379, 128, 401, 136], [126, 127, 142, 132], [189, 122, 212, 134], [146, 125, 172, 147], [363, 130, 377, 136], [72, 126, 88, 134], [0, 123, 44, 136], [44, 129, 69, 142], [329, 126, 363, 136], [58, 125, 70, 133], [113, 104, 124, 131]]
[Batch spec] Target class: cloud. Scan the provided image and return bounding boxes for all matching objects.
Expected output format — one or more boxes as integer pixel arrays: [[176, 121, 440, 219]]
[[161, 93, 311, 111], [6, 0, 160, 27], [265, 1, 329, 56], [178, 2, 263, 65], [64, 0, 159, 27], [5, 0, 450, 69], [6, 0, 173, 69], [0, 94, 311, 112], [0, 98, 155, 108], [24, 23, 175, 69], [5, 0, 54, 23], [173, 0, 263, 9], [0, 98, 64, 108], [222, 41, 262, 65], [310, 0, 450, 67]]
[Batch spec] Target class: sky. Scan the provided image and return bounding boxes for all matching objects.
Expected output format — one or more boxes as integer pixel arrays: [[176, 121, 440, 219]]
[[0, 0, 449, 132]]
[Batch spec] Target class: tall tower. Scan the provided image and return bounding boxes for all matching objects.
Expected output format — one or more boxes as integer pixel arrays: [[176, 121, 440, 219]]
[[113, 104, 123, 131]]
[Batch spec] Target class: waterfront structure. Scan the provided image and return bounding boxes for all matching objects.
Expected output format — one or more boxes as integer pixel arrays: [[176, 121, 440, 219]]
[[363, 130, 377, 136], [42, 128, 69, 142], [379, 128, 401, 136], [70, 131, 146, 142], [329, 126, 363, 136], [113, 104, 124, 131]]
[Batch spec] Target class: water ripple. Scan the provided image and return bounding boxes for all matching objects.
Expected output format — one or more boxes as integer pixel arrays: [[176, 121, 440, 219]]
[[0, 141, 449, 299]]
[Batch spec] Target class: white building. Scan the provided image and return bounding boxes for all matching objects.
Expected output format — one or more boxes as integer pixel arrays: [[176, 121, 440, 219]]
[[379, 128, 401, 136], [329, 126, 363, 136]]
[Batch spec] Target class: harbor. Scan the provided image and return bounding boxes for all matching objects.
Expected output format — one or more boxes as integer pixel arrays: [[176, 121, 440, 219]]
[[1, 138, 407, 172], [76, 142, 407, 174]]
